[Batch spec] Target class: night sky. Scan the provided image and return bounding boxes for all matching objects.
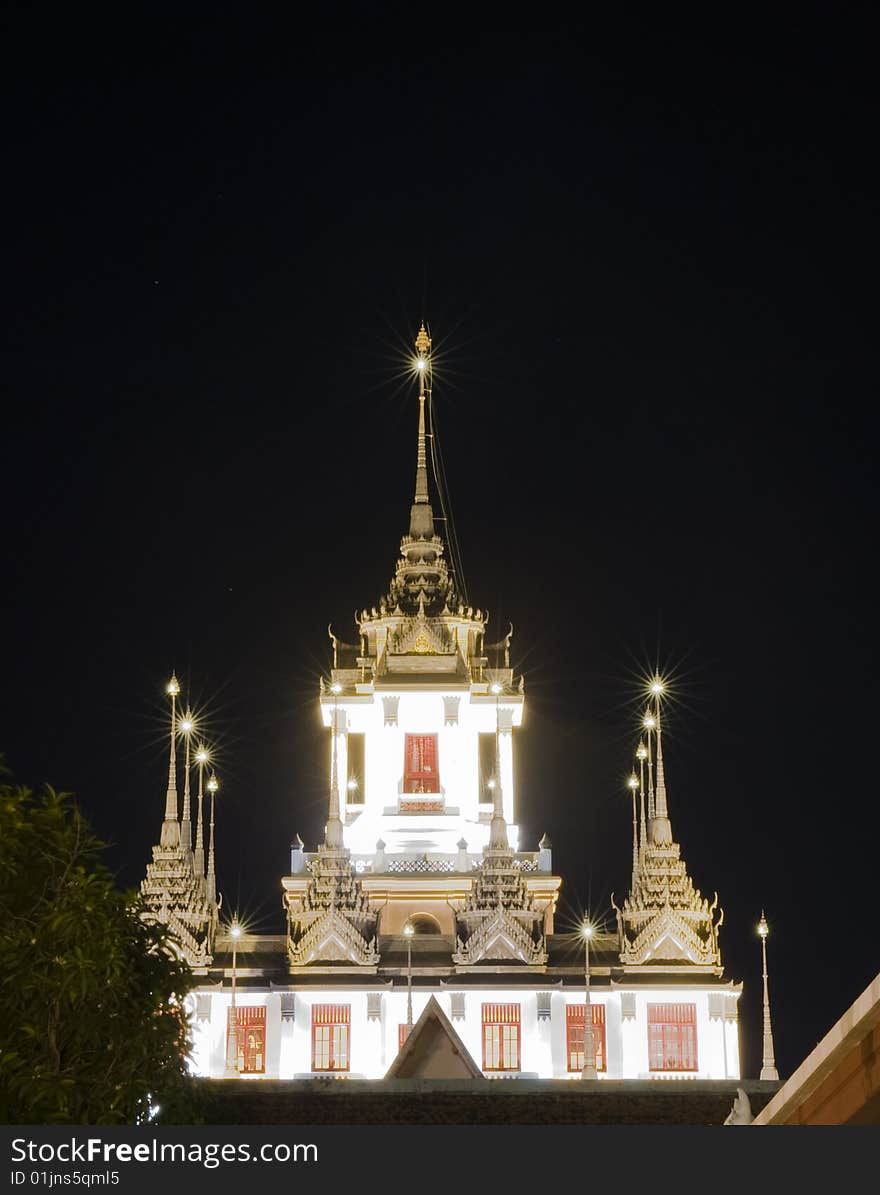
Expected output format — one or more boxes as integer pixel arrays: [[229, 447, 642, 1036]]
[[4, 19, 877, 1083]]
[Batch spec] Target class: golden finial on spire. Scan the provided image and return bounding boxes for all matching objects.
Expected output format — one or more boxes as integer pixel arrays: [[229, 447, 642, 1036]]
[[412, 321, 432, 510], [415, 322, 431, 359]]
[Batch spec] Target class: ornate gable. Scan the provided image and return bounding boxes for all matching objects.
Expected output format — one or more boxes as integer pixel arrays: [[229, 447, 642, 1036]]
[[288, 906, 379, 967], [453, 906, 547, 966], [287, 839, 379, 968], [390, 601, 456, 656], [613, 840, 722, 967]]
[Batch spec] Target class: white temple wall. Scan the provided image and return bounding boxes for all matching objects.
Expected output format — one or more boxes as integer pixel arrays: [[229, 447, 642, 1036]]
[[330, 689, 523, 855], [188, 984, 739, 1081]]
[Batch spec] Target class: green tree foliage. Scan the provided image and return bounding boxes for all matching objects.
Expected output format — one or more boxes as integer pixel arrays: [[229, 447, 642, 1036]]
[[0, 761, 195, 1123]]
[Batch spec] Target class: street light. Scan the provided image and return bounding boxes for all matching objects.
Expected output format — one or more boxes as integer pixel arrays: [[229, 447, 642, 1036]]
[[581, 921, 598, 1080], [757, 912, 779, 1080], [403, 921, 415, 1033], [225, 919, 243, 1076]]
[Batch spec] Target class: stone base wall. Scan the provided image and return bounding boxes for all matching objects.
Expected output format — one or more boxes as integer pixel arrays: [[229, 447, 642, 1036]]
[[194, 1078, 780, 1125]]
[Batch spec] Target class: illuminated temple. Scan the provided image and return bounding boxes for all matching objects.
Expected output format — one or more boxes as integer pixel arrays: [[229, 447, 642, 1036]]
[[142, 325, 746, 1083]]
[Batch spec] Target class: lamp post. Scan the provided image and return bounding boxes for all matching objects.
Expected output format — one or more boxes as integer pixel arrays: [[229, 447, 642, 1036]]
[[757, 912, 779, 1080], [224, 919, 242, 1076], [581, 921, 598, 1079], [404, 920, 415, 1033]]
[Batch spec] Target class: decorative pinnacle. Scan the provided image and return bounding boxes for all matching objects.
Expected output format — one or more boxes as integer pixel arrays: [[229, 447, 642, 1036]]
[[193, 743, 207, 878], [413, 324, 431, 506], [415, 322, 431, 358], [652, 696, 672, 845], [205, 774, 218, 905], [160, 673, 181, 847], [758, 909, 779, 1079]]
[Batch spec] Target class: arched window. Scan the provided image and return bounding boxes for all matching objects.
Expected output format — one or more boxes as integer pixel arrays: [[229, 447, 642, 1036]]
[[408, 913, 442, 935]]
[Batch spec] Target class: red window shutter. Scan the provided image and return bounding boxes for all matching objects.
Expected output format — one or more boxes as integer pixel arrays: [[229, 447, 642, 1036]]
[[404, 734, 439, 793], [398, 1023, 411, 1051], [566, 1004, 606, 1072], [481, 1003, 521, 1071], [226, 1006, 266, 1074], [647, 1003, 697, 1072], [311, 1004, 351, 1072]]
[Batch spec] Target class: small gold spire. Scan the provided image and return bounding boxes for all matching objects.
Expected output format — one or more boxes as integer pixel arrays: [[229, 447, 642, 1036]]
[[412, 321, 432, 512], [415, 322, 431, 358]]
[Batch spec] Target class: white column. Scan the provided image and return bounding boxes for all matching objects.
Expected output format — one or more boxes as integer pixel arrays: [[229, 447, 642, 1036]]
[[498, 709, 514, 829], [333, 708, 348, 822], [265, 995, 281, 1078]]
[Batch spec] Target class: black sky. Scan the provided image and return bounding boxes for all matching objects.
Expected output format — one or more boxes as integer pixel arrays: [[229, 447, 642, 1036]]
[[3, 17, 878, 1082]]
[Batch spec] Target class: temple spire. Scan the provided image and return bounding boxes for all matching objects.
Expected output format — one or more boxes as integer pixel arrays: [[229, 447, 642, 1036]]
[[179, 708, 194, 854], [414, 322, 431, 504], [205, 773, 218, 904], [636, 739, 648, 857], [193, 744, 208, 878], [651, 680, 673, 846], [644, 708, 656, 821], [627, 773, 639, 889], [758, 912, 780, 1080], [160, 674, 181, 847], [409, 324, 435, 539]]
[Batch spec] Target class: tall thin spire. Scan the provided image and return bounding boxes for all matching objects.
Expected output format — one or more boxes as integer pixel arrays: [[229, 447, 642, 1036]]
[[414, 322, 431, 504], [193, 744, 207, 879], [628, 773, 639, 889], [644, 708, 656, 822], [409, 323, 435, 541], [652, 695, 673, 846], [160, 674, 181, 848], [205, 773, 218, 904], [636, 739, 648, 857], [179, 708, 194, 854], [758, 912, 780, 1080]]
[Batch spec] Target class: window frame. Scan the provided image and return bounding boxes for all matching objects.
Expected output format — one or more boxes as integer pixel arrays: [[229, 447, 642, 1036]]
[[647, 1002, 698, 1072], [226, 1005, 266, 1075], [565, 1003, 607, 1073], [403, 733, 440, 794], [311, 1003, 351, 1073], [481, 1003, 521, 1072]]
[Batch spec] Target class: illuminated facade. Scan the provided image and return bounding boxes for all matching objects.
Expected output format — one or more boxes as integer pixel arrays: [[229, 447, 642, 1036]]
[[144, 325, 742, 1081]]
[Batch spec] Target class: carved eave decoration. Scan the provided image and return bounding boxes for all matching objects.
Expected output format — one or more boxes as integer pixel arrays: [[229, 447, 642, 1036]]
[[453, 907, 548, 966], [390, 604, 456, 656], [288, 906, 380, 967], [613, 897, 723, 968]]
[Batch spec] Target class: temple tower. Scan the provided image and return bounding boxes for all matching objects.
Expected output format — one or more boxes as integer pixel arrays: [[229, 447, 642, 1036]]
[[283, 325, 561, 941]]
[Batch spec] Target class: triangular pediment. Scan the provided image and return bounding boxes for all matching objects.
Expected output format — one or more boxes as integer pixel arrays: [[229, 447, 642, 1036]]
[[390, 611, 455, 656], [289, 907, 379, 967], [452, 908, 547, 966], [385, 997, 484, 1079], [620, 906, 717, 966]]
